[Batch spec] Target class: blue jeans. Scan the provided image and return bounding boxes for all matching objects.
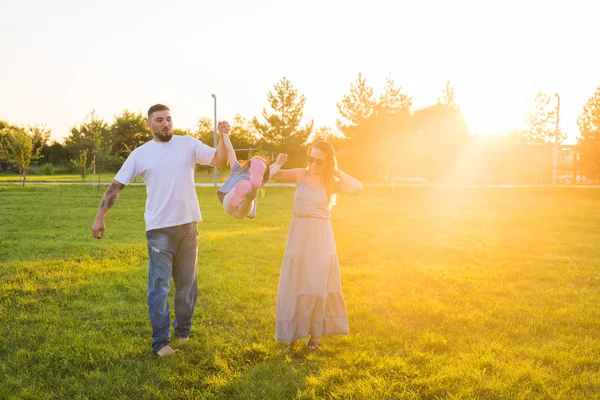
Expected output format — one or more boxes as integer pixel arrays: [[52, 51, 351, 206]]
[[146, 222, 198, 353]]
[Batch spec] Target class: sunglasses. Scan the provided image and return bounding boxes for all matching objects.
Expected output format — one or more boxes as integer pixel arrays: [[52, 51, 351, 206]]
[[307, 155, 325, 167]]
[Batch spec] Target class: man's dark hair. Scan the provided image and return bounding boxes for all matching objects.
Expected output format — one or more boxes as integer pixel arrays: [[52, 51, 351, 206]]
[[147, 104, 170, 118]]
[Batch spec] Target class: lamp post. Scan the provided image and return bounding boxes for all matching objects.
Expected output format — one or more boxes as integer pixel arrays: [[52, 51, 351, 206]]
[[552, 93, 560, 186], [211, 94, 217, 188]]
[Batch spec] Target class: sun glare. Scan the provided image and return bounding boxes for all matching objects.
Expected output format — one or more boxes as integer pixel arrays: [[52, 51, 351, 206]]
[[459, 88, 530, 136]]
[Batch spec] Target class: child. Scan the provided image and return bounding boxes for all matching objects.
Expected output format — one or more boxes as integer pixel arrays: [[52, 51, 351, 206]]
[[217, 122, 286, 219]]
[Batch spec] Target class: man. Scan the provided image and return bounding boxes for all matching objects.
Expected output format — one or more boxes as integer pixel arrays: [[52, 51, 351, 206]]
[[91, 104, 230, 357]]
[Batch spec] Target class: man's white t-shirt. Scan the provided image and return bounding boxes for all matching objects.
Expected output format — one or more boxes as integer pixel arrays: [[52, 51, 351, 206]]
[[114, 135, 216, 231]]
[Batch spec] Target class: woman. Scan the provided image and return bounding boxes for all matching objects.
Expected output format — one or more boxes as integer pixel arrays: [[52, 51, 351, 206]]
[[271, 140, 363, 351]]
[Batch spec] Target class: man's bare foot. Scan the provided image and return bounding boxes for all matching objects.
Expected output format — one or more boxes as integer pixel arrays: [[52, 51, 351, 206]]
[[176, 337, 189, 344], [156, 346, 180, 357]]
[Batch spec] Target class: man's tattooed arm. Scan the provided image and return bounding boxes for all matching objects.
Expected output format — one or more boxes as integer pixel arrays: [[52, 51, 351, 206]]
[[99, 180, 125, 212], [92, 180, 125, 239]]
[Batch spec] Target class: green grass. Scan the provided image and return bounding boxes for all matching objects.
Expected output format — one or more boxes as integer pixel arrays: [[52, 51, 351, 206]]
[[0, 172, 225, 184], [1, 185, 600, 399]]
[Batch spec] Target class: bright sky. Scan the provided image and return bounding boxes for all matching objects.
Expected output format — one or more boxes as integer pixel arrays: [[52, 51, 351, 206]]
[[1, 0, 598, 144]]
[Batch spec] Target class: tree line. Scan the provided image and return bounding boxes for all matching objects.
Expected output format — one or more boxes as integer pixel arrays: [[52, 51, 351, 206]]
[[1, 73, 600, 186]]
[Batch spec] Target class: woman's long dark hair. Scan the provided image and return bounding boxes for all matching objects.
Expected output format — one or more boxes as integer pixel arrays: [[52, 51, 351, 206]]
[[307, 140, 339, 208]]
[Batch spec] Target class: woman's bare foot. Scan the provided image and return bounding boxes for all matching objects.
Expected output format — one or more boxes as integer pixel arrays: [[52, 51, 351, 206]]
[[306, 337, 321, 351], [282, 340, 297, 354], [156, 345, 180, 357]]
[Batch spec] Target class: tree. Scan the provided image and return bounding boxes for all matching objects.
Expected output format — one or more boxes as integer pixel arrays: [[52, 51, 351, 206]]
[[189, 117, 216, 174], [93, 145, 122, 187], [0, 120, 18, 171], [193, 117, 214, 144], [334, 73, 417, 180], [309, 126, 335, 143], [65, 110, 110, 160], [336, 72, 376, 134], [0, 127, 41, 186], [437, 80, 458, 109], [518, 89, 560, 185], [372, 75, 415, 179], [377, 74, 413, 116], [523, 89, 557, 145], [230, 114, 259, 160], [173, 128, 192, 137], [41, 141, 69, 167], [577, 85, 600, 180], [65, 110, 120, 181], [28, 124, 51, 162], [253, 77, 313, 166], [0, 126, 8, 171], [70, 150, 92, 181], [109, 110, 152, 157], [306, 126, 346, 152], [413, 102, 470, 182], [373, 108, 416, 180], [334, 72, 377, 179], [191, 115, 258, 170]]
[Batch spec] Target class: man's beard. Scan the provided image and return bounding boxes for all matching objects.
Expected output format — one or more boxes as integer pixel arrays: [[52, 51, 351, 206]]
[[154, 129, 173, 142]]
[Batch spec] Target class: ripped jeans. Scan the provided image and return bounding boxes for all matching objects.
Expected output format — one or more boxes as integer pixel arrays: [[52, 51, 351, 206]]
[[145, 222, 198, 353]]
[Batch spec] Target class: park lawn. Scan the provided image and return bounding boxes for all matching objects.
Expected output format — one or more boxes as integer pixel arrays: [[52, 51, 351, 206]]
[[0, 172, 225, 184], [1, 184, 600, 399]]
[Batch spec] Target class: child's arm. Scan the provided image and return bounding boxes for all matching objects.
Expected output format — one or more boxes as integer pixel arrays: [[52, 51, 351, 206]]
[[270, 153, 301, 183], [217, 121, 237, 169], [269, 153, 298, 182], [269, 153, 287, 177]]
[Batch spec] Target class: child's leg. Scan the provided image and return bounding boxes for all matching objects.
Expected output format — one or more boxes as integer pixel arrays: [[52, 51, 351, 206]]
[[249, 158, 266, 189], [223, 183, 258, 219], [229, 158, 266, 208], [223, 158, 266, 219], [246, 200, 257, 219], [228, 180, 259, 208]]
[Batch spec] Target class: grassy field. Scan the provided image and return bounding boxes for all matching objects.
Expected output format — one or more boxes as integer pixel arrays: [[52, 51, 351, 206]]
[[1, 184, 600, 399], [0, 172, 222, 184]]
